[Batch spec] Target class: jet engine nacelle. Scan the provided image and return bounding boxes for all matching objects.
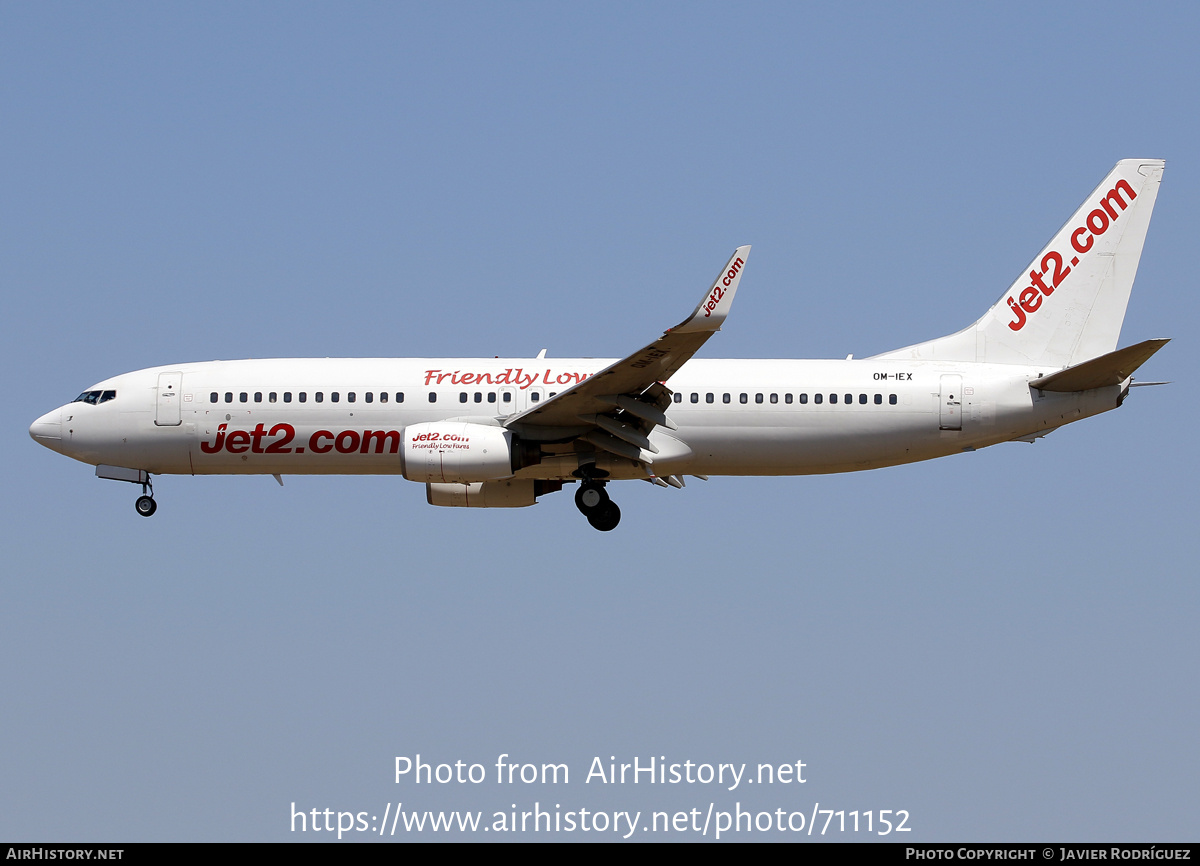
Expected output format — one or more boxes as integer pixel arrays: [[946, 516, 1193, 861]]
[[426, 479, 565, 508], [401, 421, 523, 484], [427, 479, 535, 508]]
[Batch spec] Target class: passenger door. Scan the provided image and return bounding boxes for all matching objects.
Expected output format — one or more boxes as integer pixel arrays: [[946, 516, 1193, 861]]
[[155, 372, 183, 426]]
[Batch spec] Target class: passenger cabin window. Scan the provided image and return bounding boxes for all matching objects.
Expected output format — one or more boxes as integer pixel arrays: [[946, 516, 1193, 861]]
[[316, 392, 324, 403], [254, 392, 262, 403], [347, 392, 355, 403], [799, 393, 807, 404], [844, 394, 852, 404], [269, 392, 278, 403], [830, 394, 838, 404], [459, 392, 468, 403], [210, 392, 218, 403], [299, 392, 307, 403], [859, 393, 867, 404], [690, 393, 699, 404], [874, 394, 882, 404], [225, 392, 233, 403], [723, 393, 730, 403], [365, 392, 373, 403], [889, 394, 898, 405], [502, 392, 511, 403], [530, 392, 540, 403], [706, 393, 714, 403], [240, 392, 248, 403], [673, 393, 682, 403], [770, 393, 778, 404], [814, 394, 823, 404], [488, 393, 496, 404], [739, 393, 748, 404], [428, 392, 437, 403], [396, 392, 404, 403], [785, 394, 793, 404], [474, 392, 482, 403], [284, 392, 292, 403], [330, 392, 339, 403], [755, 393, 763, 404], [379, 392, 388, 403]]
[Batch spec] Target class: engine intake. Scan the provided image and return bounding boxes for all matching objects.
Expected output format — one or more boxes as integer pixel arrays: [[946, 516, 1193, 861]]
[[402, 421, 538, 483]]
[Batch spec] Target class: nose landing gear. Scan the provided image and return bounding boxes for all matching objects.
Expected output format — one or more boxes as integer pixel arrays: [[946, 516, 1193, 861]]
[[134, 477, 157, 517], [575, 480, 620, 531], [95, 465, 159, 517]]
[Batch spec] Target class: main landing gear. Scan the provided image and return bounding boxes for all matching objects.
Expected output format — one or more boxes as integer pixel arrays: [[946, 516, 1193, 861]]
[[134, 476, 157, 517], [575, 480, 620, 531]]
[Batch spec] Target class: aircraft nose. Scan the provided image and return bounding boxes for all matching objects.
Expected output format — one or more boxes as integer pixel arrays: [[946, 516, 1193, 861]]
[[29, 408, 63, 450]]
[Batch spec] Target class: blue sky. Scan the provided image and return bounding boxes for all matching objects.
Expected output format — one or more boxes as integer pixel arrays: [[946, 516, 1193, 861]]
[[3, 1, 1197, 841]]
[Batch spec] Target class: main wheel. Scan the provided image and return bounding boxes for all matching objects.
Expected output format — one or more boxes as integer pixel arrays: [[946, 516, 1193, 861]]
[[586, 500, 621, 531], [574, 482, 608, 513], [135, 495, 157, 517]]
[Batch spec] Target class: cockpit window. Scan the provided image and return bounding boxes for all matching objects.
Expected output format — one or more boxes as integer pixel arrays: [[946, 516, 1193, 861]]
[[74, 389, 118, 404]]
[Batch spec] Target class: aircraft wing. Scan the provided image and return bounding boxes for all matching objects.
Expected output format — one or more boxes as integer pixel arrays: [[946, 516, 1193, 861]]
[[504, 245, 750, 459]]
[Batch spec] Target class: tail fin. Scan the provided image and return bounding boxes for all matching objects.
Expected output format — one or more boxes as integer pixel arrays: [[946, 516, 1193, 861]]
[[874, 159, 1165, 366]]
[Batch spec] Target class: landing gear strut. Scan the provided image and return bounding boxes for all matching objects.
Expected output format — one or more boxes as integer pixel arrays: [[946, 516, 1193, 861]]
[[134, 476, 157, 517], [574, 480, 620, 531]]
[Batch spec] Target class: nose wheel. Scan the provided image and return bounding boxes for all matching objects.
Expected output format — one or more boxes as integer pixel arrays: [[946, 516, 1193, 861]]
[[134, 476, 157, 517], [574, 481, 621, 531]]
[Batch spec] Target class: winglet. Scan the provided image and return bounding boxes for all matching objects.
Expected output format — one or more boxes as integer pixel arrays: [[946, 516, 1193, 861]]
[[674, 245, 751, 334]]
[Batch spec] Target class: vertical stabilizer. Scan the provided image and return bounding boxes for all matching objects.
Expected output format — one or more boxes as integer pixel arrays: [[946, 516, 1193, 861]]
[[874, 159, 1164, 366]]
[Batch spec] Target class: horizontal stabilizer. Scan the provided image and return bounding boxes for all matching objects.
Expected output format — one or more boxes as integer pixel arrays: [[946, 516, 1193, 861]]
[[1030, 339, 1169, 392]]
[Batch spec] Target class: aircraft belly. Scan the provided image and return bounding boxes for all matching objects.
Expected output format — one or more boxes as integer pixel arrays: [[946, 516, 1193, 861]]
[[674, 415, 925, 475]]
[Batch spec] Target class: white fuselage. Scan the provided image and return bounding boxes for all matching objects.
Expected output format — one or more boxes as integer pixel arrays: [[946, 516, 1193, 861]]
[[31, 356, 1121, 481]]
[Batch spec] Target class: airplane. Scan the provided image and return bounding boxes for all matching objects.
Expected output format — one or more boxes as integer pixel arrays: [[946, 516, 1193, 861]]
[[30, 159, 1169, 531]]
